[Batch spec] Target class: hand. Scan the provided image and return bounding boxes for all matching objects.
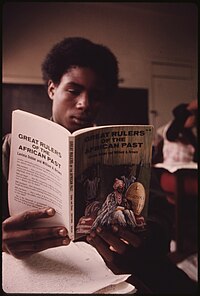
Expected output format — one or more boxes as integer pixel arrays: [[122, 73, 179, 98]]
[[86, 225, 144, 273], [2, 208, 70, 259], [86, 223, 169, 274]]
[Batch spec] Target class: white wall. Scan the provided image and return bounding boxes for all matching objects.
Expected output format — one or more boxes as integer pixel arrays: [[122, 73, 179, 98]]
[[2, 2, 198, 128]]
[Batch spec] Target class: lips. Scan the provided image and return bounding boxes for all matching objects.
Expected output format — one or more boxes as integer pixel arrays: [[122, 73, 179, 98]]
[[72, 116, 91, 126]]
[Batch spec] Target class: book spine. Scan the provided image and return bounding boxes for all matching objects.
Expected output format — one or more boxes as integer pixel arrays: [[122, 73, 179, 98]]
[[69, 136, 75, 240]]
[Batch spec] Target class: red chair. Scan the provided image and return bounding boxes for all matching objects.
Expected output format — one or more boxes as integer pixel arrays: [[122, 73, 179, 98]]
[[160, 169, 198, 252]]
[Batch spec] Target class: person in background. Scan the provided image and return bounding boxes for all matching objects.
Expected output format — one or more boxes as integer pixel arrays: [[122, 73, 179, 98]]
[[2, 37, 197, 293], [83, 166, 101, 206], [153, 99, 197, 165]]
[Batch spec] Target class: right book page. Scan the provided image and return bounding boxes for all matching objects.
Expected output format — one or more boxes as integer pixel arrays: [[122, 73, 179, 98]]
[[73, 125, 153, 239]]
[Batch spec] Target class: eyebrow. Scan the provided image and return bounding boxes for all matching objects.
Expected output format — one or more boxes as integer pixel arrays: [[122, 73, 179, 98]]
[[65, 82, 83, 89], [65, 81, 105, 93]]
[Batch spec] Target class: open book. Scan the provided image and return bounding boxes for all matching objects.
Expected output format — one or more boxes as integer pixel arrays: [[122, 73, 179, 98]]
[[8, 110, 153, 240], [3, 241, 136, 294]]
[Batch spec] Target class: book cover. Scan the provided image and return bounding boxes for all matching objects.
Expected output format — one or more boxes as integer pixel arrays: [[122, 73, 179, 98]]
[[74, 125, 153, 238]]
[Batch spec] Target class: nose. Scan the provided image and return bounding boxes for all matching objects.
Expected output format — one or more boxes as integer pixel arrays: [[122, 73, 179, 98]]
[[76, 92, 89, 110]]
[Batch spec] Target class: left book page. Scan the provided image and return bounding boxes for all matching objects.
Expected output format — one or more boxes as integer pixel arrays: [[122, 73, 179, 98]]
[[8, 110, 72, 235]]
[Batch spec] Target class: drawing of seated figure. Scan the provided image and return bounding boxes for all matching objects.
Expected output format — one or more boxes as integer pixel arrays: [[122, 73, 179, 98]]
[[92, 178, 142, 231]]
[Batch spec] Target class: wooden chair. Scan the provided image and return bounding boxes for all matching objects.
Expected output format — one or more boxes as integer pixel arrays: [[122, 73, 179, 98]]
[[160, 169, 198, 252]]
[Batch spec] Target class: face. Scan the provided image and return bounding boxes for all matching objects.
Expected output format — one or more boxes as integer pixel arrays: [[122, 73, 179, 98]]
[[113, 178, 125, 193], [48, 66, 106, 132]]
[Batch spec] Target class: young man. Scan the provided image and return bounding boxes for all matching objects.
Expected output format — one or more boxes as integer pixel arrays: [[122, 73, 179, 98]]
[[2, 37, 197, 293]]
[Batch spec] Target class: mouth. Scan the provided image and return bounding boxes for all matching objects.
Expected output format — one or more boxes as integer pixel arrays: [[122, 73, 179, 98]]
[[72, 116, 91, 126]]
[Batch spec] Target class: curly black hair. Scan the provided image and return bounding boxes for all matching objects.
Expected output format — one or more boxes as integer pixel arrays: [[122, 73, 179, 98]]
[[41, 37, 119, 96]]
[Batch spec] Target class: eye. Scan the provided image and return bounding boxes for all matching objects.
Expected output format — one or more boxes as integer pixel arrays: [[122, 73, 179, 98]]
[[67, 88, 81, 96]]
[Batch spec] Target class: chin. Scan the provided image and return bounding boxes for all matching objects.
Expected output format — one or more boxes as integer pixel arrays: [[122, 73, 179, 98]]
[[68, 124, 85, 133]]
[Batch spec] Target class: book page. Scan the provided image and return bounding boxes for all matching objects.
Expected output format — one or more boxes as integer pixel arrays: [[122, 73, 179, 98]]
[[153, 161, 197, 173], [8, 110, 71, 233], [96, 281, 137, 294], [2, 241, 132, 294], [74, 125, 153, 239]]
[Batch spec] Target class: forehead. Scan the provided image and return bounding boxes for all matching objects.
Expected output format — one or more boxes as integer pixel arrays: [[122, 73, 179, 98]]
[[60, 66, 105, 90]]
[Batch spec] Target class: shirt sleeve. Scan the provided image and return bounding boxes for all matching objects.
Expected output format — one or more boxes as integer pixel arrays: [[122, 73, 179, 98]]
[[2, 133, 11, 220]]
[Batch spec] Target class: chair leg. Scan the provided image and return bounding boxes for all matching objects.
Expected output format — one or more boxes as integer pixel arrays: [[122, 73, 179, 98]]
[[175, 171, 185, 253]]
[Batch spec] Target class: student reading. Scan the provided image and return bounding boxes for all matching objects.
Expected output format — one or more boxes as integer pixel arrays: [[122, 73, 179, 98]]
[[2, 37, 197, 294]]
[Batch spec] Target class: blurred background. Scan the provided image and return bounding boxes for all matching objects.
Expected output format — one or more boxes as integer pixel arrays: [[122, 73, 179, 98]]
[[2, 2, 197, 138]]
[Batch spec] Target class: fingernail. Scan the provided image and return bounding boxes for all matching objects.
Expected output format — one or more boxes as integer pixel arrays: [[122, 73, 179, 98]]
[[112, 225, 119, 233], [59, 228, 67, 237], [96, 227, 102, 233], [46, 208, 55, 216], [62, 239, 69, 245], [86, 235, 92, 242], [90, 231, 96, 238]]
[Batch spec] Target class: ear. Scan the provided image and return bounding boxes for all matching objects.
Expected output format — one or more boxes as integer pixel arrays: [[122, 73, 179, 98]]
[[48, 80, 56, 100]]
